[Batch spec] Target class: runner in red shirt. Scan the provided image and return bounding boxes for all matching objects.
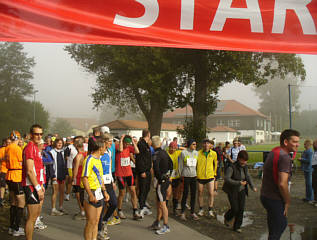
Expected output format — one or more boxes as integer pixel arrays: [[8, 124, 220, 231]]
[[22, 124, 46, 240], [115, 135, 142, 220]]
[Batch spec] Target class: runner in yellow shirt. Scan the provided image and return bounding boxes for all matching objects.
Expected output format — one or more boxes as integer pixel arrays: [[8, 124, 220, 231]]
[[0, 137, 11, 207]]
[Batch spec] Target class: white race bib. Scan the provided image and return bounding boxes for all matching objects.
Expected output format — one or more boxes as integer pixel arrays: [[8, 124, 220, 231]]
[[120, 157, 130, 167], [40, 169, 44, 182], [187, 157, 197, 167], [95, 188, 104, 201], [103, 175, 112, 184], [171, 170, 177, 178]]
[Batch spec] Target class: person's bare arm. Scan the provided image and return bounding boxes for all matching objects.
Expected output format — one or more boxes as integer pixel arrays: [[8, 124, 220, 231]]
[[278, 172, 291, 216], [26, 159, 44, 200], [119, 135, 124, 152], [132, 138, 139, 154], [82, 176, 96, 203], [72, 155, 82, 184]]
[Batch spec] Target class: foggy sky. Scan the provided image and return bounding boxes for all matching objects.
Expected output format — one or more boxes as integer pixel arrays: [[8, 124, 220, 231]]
[[23, 43, 317, 119]]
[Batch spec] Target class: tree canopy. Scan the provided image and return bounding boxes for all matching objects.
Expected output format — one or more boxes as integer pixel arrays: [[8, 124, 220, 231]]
[[0, 42, 49, 138]]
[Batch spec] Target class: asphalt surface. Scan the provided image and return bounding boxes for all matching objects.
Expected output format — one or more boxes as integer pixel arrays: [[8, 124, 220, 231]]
[[1, 187, 214, 240]]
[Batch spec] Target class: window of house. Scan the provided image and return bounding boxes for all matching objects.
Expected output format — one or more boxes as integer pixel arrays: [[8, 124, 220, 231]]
[[217, 120, 224, 126], [257, 119, 260, 127]]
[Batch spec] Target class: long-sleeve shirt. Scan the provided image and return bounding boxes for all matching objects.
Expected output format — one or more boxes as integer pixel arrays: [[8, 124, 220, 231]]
[[136, 138, 152, 174], [178, 148, 198, 177], [301, 148, 313, 172], [153, 148, 173, 183], [223, 162, 255, 193]]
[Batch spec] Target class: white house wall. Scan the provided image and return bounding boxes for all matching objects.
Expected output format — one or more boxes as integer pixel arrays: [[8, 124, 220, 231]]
[[207, 132, 237, 143]]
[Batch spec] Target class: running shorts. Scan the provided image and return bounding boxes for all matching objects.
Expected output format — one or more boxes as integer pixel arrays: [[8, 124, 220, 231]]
[[84, 190, 103, 208], [7, 181, 24, 195], [171, 178, 181, 189], [68, 168, 73, 177], [24, 186, 40, 205], [0, 172, 6, 188], [197, 178, 214, 185], [117, 176, 134, 190], [156, 180, 171, 202]]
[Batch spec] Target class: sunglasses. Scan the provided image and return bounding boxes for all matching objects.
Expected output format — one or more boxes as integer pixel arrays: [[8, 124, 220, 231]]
[[33, 133, 43, 136]]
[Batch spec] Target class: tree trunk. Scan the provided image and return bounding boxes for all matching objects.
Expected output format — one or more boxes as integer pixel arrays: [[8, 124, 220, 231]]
[[147, 98, 164, 137], [192, 52, 208, 142]]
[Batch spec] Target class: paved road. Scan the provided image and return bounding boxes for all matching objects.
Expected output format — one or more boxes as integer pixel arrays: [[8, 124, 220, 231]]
[[2, 188, 214, 240]]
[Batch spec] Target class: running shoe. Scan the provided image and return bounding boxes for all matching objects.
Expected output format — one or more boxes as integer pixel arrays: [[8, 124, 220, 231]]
[[133, 211, 142, 220], [140, 207, 152, 217], [51, 208, 64, 216], [112, 217, 121, 225], [118, 211, 126, 219], [35, 219, 47, 230], [145, 201, 152, 209], [59, 208, 68, 215], [197, 209, 204, 217], [149, 220, 161, 230], [97, 230, 110, 240], [235, 228, 242, 233], [185, 203, 191, 210], [180, 213, 187, 221], [191, 213, 200, 221], [208, 209, 215, 217], [102, 223, 108, 235], [176, 203, 181, 210], [13, 227, 25, 236], [65, 194, 70, 201], [8, 227, 14, 235], [106, 218, 117, 226], [74, 212, 86, 220], [155, 225, 170, 235]]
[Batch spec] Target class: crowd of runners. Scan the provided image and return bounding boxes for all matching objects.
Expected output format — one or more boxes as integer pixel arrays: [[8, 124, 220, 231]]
[[0, 124, 315, 240]]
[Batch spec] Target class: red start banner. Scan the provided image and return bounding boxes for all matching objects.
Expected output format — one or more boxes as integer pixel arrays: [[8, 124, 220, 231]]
[[0, 0, 316, 54]]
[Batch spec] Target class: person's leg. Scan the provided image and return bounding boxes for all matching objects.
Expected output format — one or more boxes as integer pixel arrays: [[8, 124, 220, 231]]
[[93, 205, 102, 240], [25, 204, 41, 240], [312, 169, 317, 201], [189, 177, 196, 214], [233, 190, 246, 230], [206, 180, 215, 209], [224, 192, 237, 222], [51, 183, 58, 210], [84, 201, 97, 240], [138, 174, 147, 209], [15, 193, 25, 230], [58, 182, 65, 209], [144, 171, 151, 204], [197, 182, 204, 209], [181, 177, 190, 213], [103, 185, 117, 222], [128, 186, 138, 209], [307, 172, 314, 201], [160, 201, 168, 225], [261, 196, 287, 240], [9, 188, 17, 231], [98, 201, 105, 232], [75, 191, 84, 213]]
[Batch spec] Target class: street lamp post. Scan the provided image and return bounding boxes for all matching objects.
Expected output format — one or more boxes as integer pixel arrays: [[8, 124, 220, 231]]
[[33, 90, 38, 124]]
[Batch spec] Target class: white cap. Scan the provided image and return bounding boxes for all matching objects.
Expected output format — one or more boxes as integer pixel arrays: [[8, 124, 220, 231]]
[[101, 126, 110, 134]]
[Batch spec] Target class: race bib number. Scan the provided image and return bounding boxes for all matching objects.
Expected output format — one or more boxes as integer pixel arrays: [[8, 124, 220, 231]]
[[95, 188, 104, 201], [40, 169, 44, 182], [103, 175, 111, 184], [120, 157, 130, 167], [187, 158, 197, 167]]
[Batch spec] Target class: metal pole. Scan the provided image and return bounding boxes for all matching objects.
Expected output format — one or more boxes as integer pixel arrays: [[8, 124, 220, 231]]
[[33, 90, 38, 124], [288, 84, 292, 129]]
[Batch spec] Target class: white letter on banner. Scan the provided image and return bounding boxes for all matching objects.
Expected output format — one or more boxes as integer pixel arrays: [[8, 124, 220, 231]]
[[210, 0, 263, 33], [113, 0, 159, 28], [181, 0, 195, 30], [272, 0, 317, 35]]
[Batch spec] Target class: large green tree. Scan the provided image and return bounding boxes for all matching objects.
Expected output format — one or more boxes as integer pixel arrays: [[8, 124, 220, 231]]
[[0, 42, 49, 138], [66, 44, 305, 140], [171, 50, 305, 142], [0, 97, 49, 137], [66, 45, 185, 135]]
